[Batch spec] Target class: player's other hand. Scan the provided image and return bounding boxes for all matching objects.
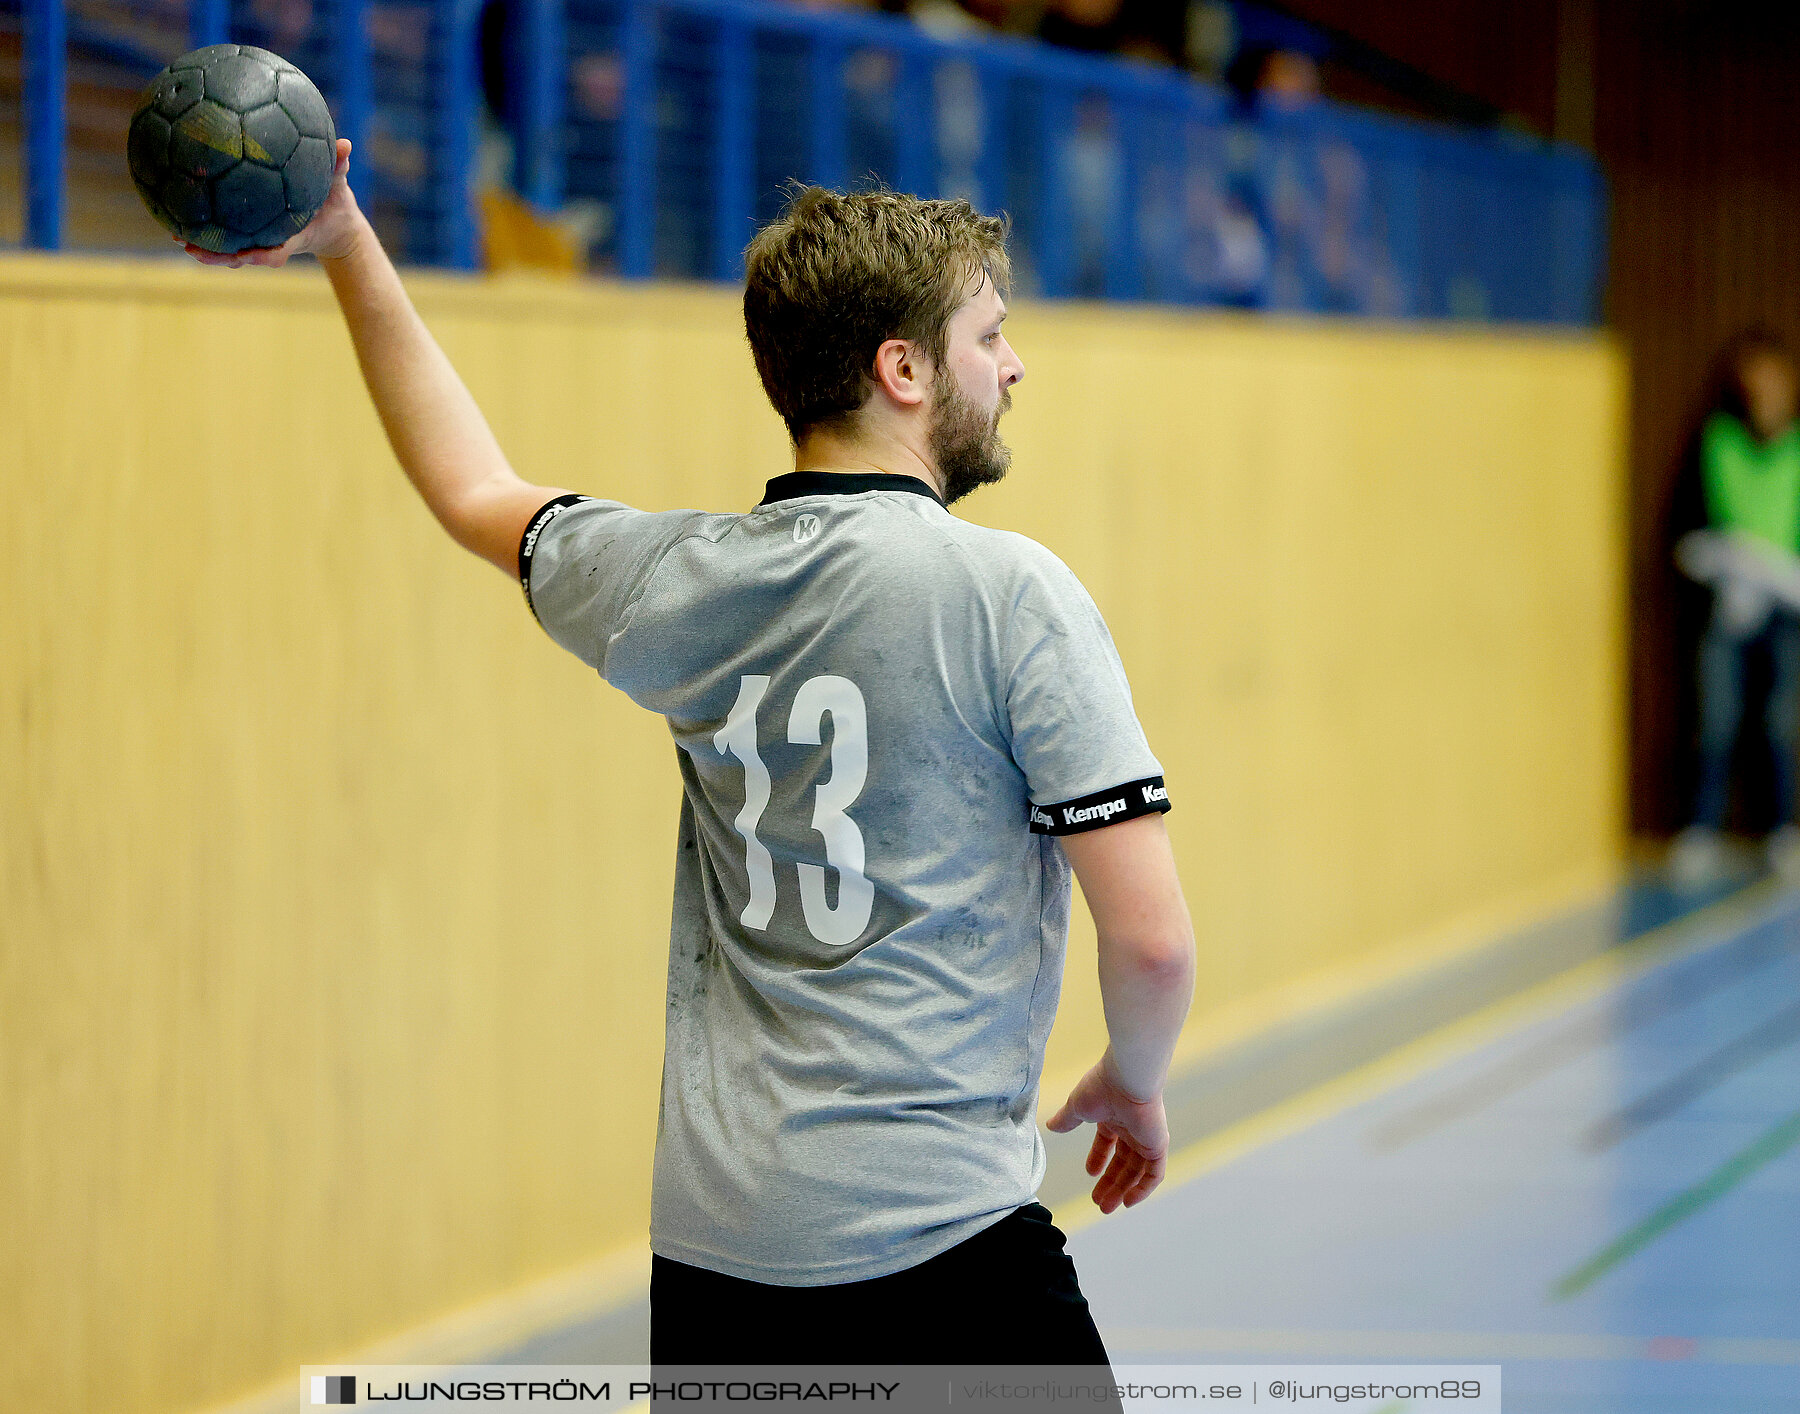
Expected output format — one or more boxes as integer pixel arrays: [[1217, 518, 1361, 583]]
[[175, 137, 364, 269], [1046, 1048, 1170, 1214]]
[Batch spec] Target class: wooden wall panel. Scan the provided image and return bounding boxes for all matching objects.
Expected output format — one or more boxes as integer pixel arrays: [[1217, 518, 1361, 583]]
[[2, 256, 1623, 1414]]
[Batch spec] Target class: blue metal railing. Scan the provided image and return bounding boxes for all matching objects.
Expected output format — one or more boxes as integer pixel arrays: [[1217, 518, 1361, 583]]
[[7, 0, 1606, 323], [21, 0, 65, 250]]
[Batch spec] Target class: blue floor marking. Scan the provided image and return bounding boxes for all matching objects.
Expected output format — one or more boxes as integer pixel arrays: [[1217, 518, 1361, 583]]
[[1368, 906, 1800, 1151], [1070, 893, 1800, 1413], [1584, 999, 1800, 1150]]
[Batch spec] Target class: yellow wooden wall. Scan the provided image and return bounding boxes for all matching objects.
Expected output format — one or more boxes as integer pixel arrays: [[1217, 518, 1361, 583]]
[[0, 255, 1625, 1414]]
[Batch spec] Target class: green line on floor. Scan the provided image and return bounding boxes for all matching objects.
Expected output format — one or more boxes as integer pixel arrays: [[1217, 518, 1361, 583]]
[[1552, 1107, 1800, 1300]]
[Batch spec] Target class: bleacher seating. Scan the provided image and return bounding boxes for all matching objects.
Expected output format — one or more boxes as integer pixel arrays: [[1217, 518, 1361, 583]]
[[3, 0, 1605, 324]]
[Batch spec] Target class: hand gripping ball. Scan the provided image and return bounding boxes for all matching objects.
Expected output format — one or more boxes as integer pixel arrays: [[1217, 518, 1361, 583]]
[[128, 45, 337, 254]]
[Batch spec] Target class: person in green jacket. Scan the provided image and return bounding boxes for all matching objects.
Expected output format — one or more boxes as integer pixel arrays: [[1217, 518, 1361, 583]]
[[1671, 329, 1800, 886]]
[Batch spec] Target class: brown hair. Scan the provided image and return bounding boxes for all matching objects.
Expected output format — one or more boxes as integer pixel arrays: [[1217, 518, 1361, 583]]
[[1714, 325, 1794, 426], [742, 186, 1011, 441]]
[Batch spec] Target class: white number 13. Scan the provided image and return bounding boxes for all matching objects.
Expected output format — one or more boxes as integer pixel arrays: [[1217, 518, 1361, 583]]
[[713, 674, 874, 947]]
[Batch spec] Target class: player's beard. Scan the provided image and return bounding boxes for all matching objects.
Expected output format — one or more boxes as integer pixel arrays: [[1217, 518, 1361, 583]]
[[930, 377, 1012, 505]]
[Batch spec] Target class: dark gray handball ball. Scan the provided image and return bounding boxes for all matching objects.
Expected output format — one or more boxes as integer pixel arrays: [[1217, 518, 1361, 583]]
[[128, 44, 337, 254]]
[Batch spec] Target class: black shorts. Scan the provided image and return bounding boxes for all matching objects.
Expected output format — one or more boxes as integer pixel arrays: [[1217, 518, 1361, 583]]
[[650, 1201, 1114, 1369]]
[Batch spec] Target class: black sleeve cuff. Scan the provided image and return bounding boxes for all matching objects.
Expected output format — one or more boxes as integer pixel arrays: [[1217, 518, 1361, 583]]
[[1029, 776, 1171, 835], [518, 494, 594, 624]]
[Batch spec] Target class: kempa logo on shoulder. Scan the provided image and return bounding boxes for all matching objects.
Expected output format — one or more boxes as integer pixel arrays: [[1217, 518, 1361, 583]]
[[1029, 804, 1055, 830], [1064, 796, 1127, 827], [793, 513, 822, 544], [523, 499, 581, 559], [1142, 782, 1168, 804]]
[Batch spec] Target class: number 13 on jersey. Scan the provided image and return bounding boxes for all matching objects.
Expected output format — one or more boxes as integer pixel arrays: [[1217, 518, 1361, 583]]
[[713, 674, 874, 946]]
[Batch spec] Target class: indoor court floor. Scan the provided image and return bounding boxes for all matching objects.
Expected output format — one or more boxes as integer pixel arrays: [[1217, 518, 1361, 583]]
[[1069, 883, 1800, 1413], [504, 877, 1800, 1413]]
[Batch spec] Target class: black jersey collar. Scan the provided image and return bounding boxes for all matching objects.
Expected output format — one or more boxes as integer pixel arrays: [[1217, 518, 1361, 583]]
[[759, 470, 945, 508]]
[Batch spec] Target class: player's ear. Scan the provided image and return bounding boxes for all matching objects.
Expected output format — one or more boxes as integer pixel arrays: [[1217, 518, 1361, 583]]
[[871, 338, 927, 408]]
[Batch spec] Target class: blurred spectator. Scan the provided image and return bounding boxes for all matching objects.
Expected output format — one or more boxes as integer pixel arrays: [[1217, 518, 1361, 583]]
[[1183, 0, 1237, 79], [896, 4, 1010, 210], [1215, 39, 1401, 315], [1036, 0, 1124, 52], [475, 0, 605, 274], [905, 0, 993, 39], [244, 0, 313, 55], [1668, 330, 1800, 886], [897, 0, 1042, 41], [1225, 44, 1321, 113], [959, 0, 1039, 31], [1064, 90, 1121, 296], [906, 0, 987, 39], [1207, 43, 1327, 312], [1038, 0, 1178, 67], [934, 56, 987, 205]]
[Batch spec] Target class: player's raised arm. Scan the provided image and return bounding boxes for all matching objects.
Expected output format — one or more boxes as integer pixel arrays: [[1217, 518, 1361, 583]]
[[1047, 813, 1195, 1213], [177, 140, 568, 575]]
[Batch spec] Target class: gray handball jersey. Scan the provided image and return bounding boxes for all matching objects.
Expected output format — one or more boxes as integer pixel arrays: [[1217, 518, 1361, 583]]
[[521, 471, 1169, 1285]]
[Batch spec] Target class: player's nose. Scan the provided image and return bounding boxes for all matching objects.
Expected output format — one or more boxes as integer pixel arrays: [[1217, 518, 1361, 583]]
[[1002, 340, 1025, 388]]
